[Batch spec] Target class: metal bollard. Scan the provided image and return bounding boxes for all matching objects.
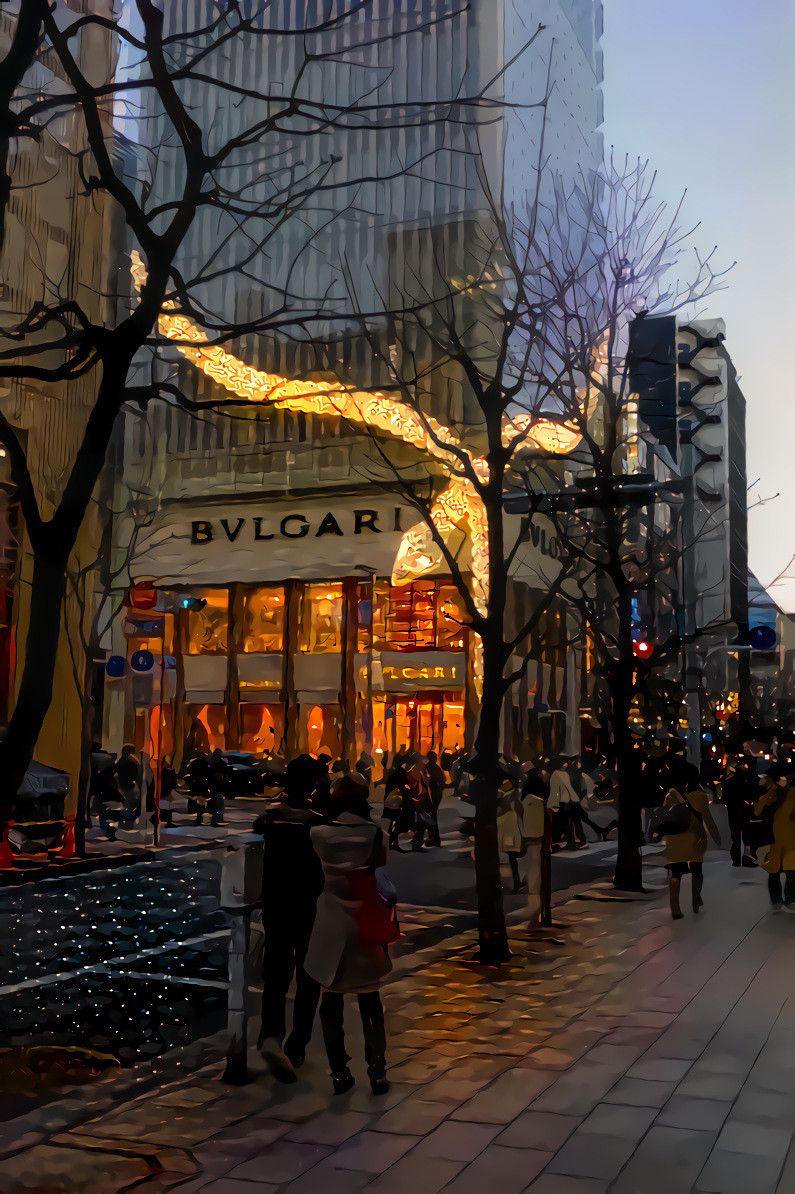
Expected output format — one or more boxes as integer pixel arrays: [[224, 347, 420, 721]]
[[220, 835, 263, 1086]]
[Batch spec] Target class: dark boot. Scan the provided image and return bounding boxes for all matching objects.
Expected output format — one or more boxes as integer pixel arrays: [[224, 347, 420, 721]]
[[368, 1056, 390, 1095]]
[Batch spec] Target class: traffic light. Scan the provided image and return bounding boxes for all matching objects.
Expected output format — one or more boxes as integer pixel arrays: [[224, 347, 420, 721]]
[[633, 640, 653, 660]]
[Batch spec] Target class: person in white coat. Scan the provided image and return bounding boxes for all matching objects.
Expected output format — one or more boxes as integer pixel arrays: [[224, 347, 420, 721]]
[[304, 775, 396, 1096]]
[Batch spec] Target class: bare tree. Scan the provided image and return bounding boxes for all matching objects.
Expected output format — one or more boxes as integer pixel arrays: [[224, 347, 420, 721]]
[[0, 0, 505, 811], [514, 158, 729, 890]]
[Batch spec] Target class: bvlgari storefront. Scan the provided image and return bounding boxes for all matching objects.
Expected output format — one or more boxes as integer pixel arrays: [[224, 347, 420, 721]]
[[118, 492, 471, 771]]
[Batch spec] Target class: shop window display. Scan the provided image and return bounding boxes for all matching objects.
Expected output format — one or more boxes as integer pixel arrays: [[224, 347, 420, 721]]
[[185, 590, 229, 654], [186, 704, 228, 752], [240, 586, 285, 653], [373, 580, 467, 652], [240, 704, 284, 754], [299, 584, 344, 653], [303, 704, 341, 757]]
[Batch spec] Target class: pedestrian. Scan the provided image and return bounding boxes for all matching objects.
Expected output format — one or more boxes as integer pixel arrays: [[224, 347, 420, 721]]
[[114, 745, 142, 822], [655, 774, 721, 920], [754, 765, 795, 910], [93, 753, 122, 840], [721, 755, 760, 868], [497, 774, 525, 892], [548, 759, 586, 850], [206, 748, 228, 827], [425, 750, 446, 847], [304, 774, 397, 1096], [382, 762, 413, 851], [253, 754, 325, 1082], [407, 755, 434, 852], [356, 750, 374, 785], [569, 758, 613, 841]]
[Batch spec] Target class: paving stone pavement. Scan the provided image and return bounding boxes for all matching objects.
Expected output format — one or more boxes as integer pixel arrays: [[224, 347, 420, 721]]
[[3, 855, 795, 1194]]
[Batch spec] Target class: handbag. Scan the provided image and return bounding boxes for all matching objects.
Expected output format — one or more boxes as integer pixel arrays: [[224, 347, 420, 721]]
[[349, 828, 400, 946], [647, 793, 702, 842]]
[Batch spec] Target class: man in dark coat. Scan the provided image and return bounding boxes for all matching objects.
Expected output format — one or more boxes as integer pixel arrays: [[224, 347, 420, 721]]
[[253, 754, 325, 1082], [722, 755, 760, 867], [425, 750, 446, 847]]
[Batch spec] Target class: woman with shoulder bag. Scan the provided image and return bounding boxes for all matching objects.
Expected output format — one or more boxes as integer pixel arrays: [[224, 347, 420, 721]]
[[651, 774, 721, 920], [304, 774, 398, 1096]]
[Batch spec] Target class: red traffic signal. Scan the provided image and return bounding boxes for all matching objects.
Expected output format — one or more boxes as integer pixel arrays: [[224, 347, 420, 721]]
[[633, 640, 653, 660], [127, 581, 157, 611]]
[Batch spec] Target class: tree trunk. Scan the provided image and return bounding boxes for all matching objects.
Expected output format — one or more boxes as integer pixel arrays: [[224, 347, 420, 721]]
[[472, 626, 510, 964], [612, 655, 644, 891], [0, 554, 68, 817]]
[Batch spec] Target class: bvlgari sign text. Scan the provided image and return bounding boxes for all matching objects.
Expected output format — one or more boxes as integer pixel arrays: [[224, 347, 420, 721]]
[[190, 506, 404, 545]]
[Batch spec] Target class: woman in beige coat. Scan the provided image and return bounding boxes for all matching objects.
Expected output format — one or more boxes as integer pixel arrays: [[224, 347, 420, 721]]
[[661, 779, 721, 919], [755, 770, 795, 909], [304, 775, 395, 1096]]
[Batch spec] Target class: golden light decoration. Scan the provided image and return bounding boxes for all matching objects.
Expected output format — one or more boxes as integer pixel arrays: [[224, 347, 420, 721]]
[[141, 271, 582, 620]]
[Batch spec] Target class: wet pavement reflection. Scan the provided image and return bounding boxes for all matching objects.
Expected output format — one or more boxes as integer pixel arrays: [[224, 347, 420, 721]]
[[0, 854, 231, 1102]]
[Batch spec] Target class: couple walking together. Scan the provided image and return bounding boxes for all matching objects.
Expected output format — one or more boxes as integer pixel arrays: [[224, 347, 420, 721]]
[[255, 756, 397, 1096]]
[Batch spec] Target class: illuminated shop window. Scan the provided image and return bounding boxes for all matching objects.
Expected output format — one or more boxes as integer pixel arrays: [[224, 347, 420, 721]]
[[149, 704, 175, 763], [187, 704, 228, 751], [356, 582, 373, 653], [185, 590, 229, 655], [437, 586, 466, 649], [241, 587, 285, 653], [302, 704, 341, 757], [299, 584, 344, 653], [373, 580, 467, 652], [240, 704, 285, 754], [442, 701, 466, 756]]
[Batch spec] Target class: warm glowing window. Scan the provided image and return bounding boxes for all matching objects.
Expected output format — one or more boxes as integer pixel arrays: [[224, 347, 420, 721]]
[[373, 581, 467, 651], [437, 586, 466, 649], [185, 590, 229, 655], [240, 704, 284, 754], [187, 704, 228, 751], [300, 584, 344, 653], [356, 583, 373, 653], [241, 587, 285, 653]]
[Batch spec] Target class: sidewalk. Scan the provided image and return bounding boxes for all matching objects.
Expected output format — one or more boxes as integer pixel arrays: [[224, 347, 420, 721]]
[[2, 854, 793, 1194]]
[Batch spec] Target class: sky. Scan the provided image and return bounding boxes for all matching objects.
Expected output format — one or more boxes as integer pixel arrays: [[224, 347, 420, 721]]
[[602, 0, 795, 609]]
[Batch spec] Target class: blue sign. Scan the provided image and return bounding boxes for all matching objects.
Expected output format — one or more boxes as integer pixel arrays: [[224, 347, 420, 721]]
[[106, 655, 126, 678], [130, 650, 155, 673], [749, 625, 776, 651]]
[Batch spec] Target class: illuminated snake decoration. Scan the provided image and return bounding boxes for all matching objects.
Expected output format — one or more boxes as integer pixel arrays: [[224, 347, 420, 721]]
[[133, 255, 583, 614]]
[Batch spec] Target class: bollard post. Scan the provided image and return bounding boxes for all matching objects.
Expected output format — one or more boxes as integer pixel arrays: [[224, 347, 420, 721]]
[[220, 835, 263, 1086], [540, 812, 552, 927]]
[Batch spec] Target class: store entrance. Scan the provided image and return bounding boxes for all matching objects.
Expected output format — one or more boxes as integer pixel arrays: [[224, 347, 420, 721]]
[[373, 694, 465, 771]]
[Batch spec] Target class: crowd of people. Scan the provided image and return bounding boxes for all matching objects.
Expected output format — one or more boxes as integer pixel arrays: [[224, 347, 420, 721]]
[[88, 744, 229, 841], [86, 730, 795, 1093]]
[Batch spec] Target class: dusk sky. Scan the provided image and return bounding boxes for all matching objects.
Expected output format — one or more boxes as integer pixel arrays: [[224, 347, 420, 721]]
[[603, 0, 795, 609]]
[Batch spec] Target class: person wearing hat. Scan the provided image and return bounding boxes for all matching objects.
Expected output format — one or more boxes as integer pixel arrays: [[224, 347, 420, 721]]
[[253, 754, 325, 1083]]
